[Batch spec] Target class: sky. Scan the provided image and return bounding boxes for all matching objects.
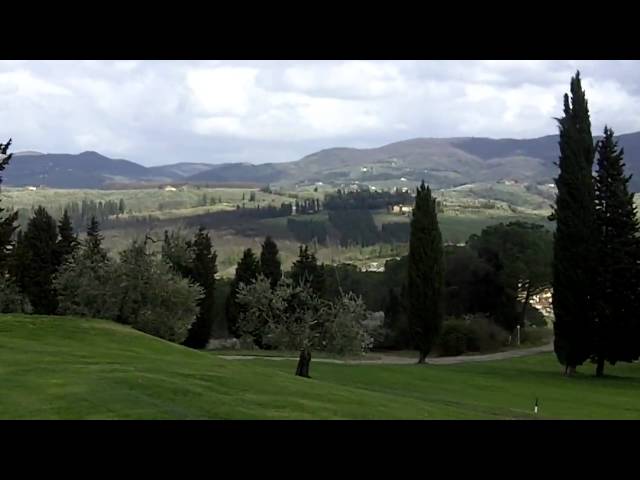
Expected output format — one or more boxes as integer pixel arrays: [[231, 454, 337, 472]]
[[2, 60, 640, 167]]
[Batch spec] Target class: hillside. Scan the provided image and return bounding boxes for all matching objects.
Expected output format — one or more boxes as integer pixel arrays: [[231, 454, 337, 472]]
[[2, 314, 640, 419], [146, 162, 216, 179], [2, 151, 152, 188], [4, 132, 640, 190]]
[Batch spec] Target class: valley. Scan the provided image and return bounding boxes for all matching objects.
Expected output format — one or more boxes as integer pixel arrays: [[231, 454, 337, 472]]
[[0, 180, 553, 275]]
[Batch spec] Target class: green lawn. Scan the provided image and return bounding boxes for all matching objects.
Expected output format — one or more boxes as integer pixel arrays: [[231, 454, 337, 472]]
[[2, 314, 639, 419]]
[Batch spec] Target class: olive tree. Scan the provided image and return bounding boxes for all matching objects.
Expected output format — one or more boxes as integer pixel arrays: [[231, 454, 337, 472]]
[[236, 276, 372, 377]]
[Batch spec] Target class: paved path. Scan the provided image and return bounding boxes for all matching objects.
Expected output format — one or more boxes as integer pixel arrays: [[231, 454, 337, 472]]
[[218, 342, 554, 366]]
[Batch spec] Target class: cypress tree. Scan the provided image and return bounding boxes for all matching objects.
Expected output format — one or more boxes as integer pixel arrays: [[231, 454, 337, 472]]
[[183, 226, 217, 349], [56, 210, 79, 263], [260, 236, 282, 289], [592, 126, 640, 376], [407, 180, 444, 363], [0, 138, 18, 271], [226, 248, 260, 338], [85, 216, 108, 263], [15, 206, 60, 314], [551, 71, 596, 376]]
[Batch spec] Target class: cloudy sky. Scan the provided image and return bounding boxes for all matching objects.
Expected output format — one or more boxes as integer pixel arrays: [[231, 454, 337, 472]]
[[2, 60, 639, 166]]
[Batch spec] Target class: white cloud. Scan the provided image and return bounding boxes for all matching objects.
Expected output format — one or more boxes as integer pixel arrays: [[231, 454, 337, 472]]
[[0, 70, 71, 98], [279, 61, 406, 99], [192, 116, 244, 136], [1, 60, 640, 165], [187, 67, 258, 116]]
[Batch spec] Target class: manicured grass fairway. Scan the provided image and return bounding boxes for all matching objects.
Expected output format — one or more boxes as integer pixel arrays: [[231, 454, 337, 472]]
[[1, 314, 640, 419]]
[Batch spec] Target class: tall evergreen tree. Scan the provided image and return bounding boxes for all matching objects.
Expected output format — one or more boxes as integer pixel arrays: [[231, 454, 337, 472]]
[[182, 226, 218, 348], [551, 71, 596, 376], [407, 181, 444, 363], [260, 236, 282, 289], [0, 138, 18, 271], [226, 248, 260, 338], [161, 230, 193, 278], [290, 245, 324, 295], [592, 126, 640, 376], [14, 206, 60, 314], [85, 216, 108, 262], [56, 210, 79, 262]]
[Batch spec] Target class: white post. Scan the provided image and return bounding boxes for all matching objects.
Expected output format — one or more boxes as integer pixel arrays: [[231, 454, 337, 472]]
[[517, 325, 521, 346]]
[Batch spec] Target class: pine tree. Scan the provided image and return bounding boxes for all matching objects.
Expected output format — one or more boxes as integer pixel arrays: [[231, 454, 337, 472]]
[[260, 236, 282, 289], [183, 226, 217, 349], [407, 181, 444, 363], [551, 71, 596, 376], [14, 206, 60, 314], [592, 126, 640, 376], [290, 245, 324, 295], [85, 216, 108, 262], [56, 210, 79, 262], [0, 138, 19, 272], [226, 248, 260, 338]]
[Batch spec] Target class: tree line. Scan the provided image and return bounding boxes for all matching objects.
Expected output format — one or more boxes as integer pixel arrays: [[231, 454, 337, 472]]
[[323, 189, 413, 211], [286, 218, 328, 245], [295, 198, 321, 215], [552, 72, 640, 376]]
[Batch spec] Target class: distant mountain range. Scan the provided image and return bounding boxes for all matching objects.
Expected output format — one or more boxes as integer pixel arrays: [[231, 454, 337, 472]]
[[3, 132, 640, 191]]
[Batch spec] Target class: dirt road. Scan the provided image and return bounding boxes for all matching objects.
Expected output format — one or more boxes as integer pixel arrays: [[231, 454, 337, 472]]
[[218, 342, 554, 365]]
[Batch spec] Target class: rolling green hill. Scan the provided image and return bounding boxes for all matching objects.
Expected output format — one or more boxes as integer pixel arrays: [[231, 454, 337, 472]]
[[2, 314, 640, 419], [6, 132, 640, 190]]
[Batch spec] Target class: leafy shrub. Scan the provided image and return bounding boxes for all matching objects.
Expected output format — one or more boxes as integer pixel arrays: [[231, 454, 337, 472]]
[[466, 314, 510, 352], [438, 320, 471, 356], [521, 326, 553, 346], [112, 241, 203, 343], [437, 314, 509, 356], [55, 240, 202, 344], [236, 275, 286, 348], [321, 293, 372, 355], [55, 253, 118, 319], [0, 275, 30, 313], [130, 271, 202, 343]]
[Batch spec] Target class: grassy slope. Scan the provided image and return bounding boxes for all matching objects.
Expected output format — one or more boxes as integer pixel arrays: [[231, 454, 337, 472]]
[[2, 314, 640, 419], [1, 187, 294, 215]]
